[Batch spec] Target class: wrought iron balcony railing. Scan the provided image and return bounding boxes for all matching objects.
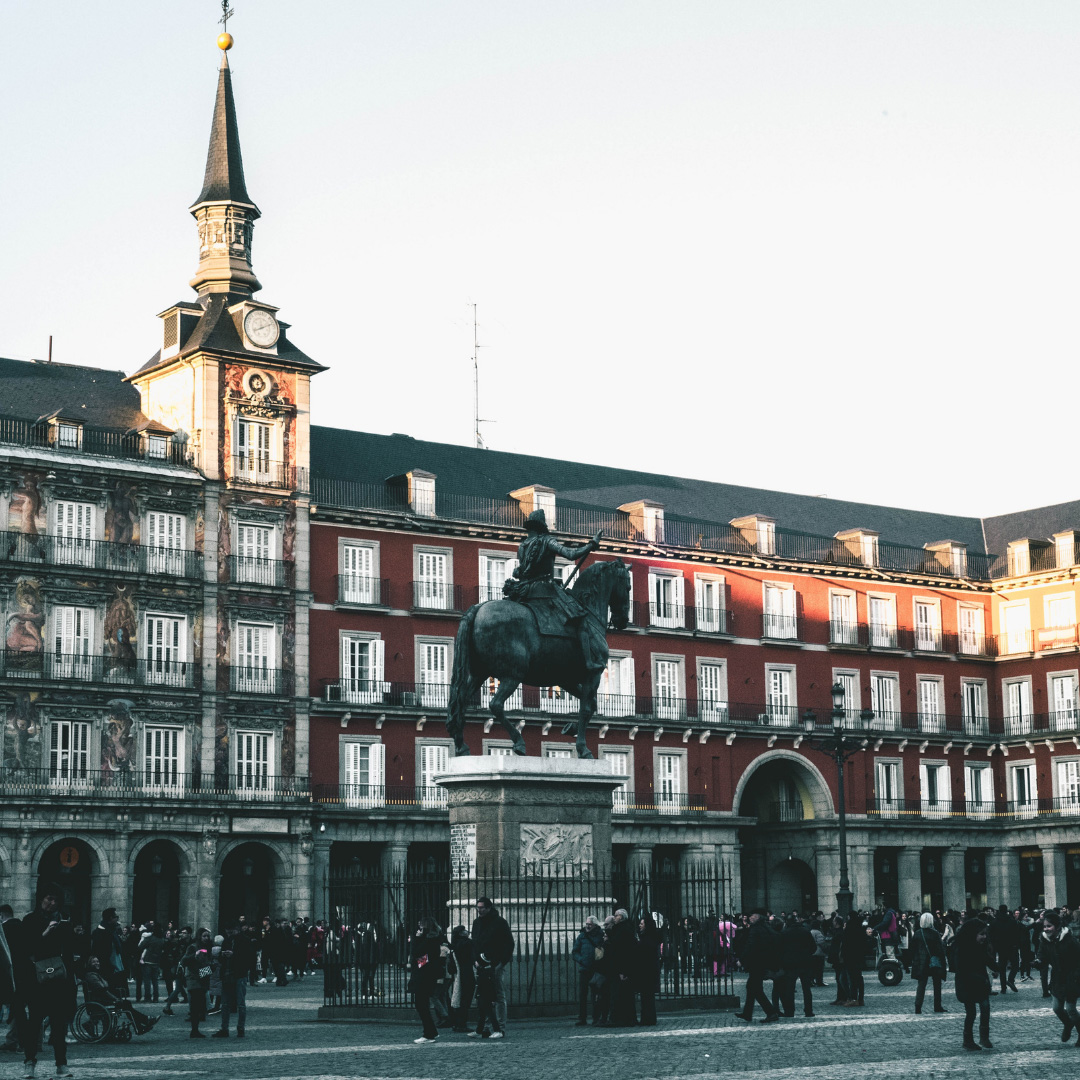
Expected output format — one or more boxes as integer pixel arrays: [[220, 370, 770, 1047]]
[[227, 554, 292, 588], [761, 613, 799, 640], [336, 575, 392, 607], [2, 651, 199, 688], [0, 530, 202, 579], [229, 455, 310, 492], [229, 665, 293, 696], [0, 416, 193, 466], [410, 580, 465, 613]]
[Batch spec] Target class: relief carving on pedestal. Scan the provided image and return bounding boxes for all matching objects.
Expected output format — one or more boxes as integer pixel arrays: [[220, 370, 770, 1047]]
[[520, 823, 593, 867]]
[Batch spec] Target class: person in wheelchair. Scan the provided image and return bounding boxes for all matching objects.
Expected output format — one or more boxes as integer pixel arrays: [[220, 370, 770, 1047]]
[[82, 957, 157, 1036]]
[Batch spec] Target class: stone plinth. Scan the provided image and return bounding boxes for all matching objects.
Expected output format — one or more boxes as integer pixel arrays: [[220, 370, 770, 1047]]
[[436, 756, 621, 875]]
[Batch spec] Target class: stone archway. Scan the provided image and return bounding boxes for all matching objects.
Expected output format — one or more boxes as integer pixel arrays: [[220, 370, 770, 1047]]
[[218, 842, 278, 927], [767, 856, 818, 913], [733, 751, 834, 821], [37, 837, 99, 930], [132, 839, 186, 927]]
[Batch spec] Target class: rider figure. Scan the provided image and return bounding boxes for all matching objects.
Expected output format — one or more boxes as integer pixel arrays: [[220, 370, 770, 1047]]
[[503, 509, 604, 675]]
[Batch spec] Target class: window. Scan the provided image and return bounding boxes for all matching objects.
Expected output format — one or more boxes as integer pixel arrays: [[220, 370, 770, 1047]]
[[1057, 760, 1080, 808], [417, 639, 451, 708], [544, 744, 574, 759], [1046, 594, 1077, 630], [698, 660, 727, 723], [411, 475, 435, 517], [341, 739, 385, 807], [340, 542, 379, 604], [538, 685, 576, 715], [965, 763, 992, 819], [146, 512, 186, 576], [56, 422, 81, 450], [655, 750, 684, 813], [235, 730, 273, 795], [418, 742, 451, 808], [913, 601, 941, 651], [601, 747, 632, 812], [52, 500, 94, 567], [1057, 534, 1076, 569], [649, 572, 684, 629], [868, 595, 897, 648], [757, 520, 775, 555], [870, 672, 899, 730], [832, 669, 859, 725], [961, 679, 988, 734], [484, 742, 516, 756], [917, 677, 944, 733], [766, 666, 795, 726], [920, 761, 951, 816], [958, 604, 985, 655], [1011, 762, 1037, 815], [1008, 543, 1030, 577], [775, 778, 803, 821], [874, 759, 902, 816], [861, 534, 879, 567], [146, 434, 169, 460], [479, 553, 517, 603], [48, 719, 90, 786], [1001, 602, 1031, 654], [653, 657, 683, 720], [1004, 678, 1032, 735], [340, 635, 386, 704], [236, 419, 272, 481], [52, 605, 93, 680], [235, 622, 276, 693], [1050, 673, 1078, 731], [763, 583, 796, 639], [415, 550, 451, 610], [236, 523, 274, 585], [830, 591, 858, 645], [480, 676, 523, 713], [599, 653, 635, 717], [145, 614, 187, 687], [144, 727, 184, 794], [694, 575, 726, 633]]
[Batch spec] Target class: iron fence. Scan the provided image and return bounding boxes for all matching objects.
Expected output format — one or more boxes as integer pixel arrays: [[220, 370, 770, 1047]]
[[0, 530, 203, 579], [321, 860, 734, 1016], [0, 415, 193, 466]]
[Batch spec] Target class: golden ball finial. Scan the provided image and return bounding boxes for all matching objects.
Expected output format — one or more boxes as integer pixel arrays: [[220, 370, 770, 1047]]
[[218, 32, 234, 51]]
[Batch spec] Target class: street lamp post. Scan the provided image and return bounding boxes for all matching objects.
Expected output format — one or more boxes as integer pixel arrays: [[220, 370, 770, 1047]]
[[800, 682, 874, 917]]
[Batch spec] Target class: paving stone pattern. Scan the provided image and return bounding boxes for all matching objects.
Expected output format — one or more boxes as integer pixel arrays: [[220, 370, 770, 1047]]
[[8, 974, 1080, 1080]]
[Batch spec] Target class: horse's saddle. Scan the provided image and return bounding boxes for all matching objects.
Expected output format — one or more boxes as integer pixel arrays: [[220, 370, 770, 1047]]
[[500, 578, 575, 639]]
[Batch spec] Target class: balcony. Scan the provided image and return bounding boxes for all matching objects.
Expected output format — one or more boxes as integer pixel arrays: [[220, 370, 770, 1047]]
[[410, 581, 465, 614], [632, 602, 732, 634], [313, 784, 448, 811], [227, 554, 292, 588], [1005, 797, 1080, 820], [997, 629, 1035, 656], [0, 416, 192, 467], [229, 665, 293, 696], [0, 530, 202, 579], [761, 613, 799, 641], [0, 768, 309, 804], [957, 632, 997, 659], [766, 801, 805, 823], [829, 620, 864, 647], [229, 455, 309, 492], [335, 575, 392, 607], [1036, 624, 1079, 652], [2, 652, 199, 689]]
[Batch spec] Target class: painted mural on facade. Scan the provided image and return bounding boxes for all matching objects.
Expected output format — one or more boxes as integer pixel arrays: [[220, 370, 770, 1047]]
[[3, 690, 41, 771], [5, 577, 44, 666], [105, 480, 140, 545], [102, 698, 135, 777], [7, 472, 46, 534], [104, 584, 137, 671]]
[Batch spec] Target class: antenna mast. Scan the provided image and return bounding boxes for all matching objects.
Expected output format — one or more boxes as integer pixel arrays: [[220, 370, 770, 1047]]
[[472, 303, 485, 449]]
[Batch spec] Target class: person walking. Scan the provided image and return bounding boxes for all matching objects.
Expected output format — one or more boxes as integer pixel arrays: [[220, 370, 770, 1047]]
[[735, 909, 780, 1023], [214, 921, 253, 1038], [23, 888, 77, 1078], [637, 914, 662, 1026], [470, 951, 502, 1040], [1039, 912, 1057, 999], [89, 907, 126, 997], [991, 905, 1020, 994], [470, 898, 514, 1036], [139, 924, 164, 1004], [181, 928, 213, 1038], [572, 917, 604, 1027], [162, 926, 191, 1015], [0, 905, 37, 1078], [356, 922, 380, 1002], [1043, 910, 1080, 1045], [772, 915, 815, 1018], [409, 918, 445, 1044], [954, 917, 993, 1051], [840, 912, 866, 1007], [911, 912, 948, 1014]]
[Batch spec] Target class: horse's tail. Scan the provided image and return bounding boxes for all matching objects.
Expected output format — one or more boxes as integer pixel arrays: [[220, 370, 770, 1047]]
[[447, 604, 480, 747]]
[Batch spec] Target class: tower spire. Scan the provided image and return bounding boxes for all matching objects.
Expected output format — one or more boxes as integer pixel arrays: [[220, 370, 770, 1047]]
[[189, 27, 261, 297]]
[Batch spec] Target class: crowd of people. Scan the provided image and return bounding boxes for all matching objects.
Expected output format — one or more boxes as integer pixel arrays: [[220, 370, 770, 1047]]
[[0, 889, 333, 1077]]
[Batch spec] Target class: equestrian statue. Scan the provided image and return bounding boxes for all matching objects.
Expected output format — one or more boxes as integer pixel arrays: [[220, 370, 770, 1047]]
[[446, 509, 631, 759]]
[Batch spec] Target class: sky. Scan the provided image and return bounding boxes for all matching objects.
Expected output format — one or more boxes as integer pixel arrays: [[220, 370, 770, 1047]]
[[2, 1, 1079, 522]]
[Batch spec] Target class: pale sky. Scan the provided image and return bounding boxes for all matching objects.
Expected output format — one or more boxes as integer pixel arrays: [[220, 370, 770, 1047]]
[[2, 1, 1079, 522]]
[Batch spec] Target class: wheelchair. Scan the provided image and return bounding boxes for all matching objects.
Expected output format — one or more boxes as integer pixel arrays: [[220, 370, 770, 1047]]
[[72, 1000, 135, 1043]]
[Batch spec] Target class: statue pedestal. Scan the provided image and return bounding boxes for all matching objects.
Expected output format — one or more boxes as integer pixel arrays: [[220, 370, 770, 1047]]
[[437, 755, 620, 875]]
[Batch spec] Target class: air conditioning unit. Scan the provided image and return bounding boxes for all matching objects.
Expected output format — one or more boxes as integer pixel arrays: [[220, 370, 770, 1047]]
[[323, 685, 341, 702], [403, 692, 418, 707]]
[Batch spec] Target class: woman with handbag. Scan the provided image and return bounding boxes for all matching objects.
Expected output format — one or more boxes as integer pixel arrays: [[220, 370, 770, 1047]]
[[409, 918, 446, 1044], [911, 912, 948, 1014], [181, 928, 213, 1039], [22, 888, 76, 1078]]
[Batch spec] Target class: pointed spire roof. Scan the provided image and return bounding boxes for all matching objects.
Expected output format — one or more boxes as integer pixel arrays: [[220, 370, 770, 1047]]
[[191, 52, 258, 212]]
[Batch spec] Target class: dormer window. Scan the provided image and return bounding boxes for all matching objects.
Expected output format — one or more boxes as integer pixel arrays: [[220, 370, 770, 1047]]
[[510, 485, 556, 528], [411, 473, 436, 517], [56, 422, 81, 450], [731, 514, 776, 555], [619, 500, 664, 544], [836, 528, 879, 567], [925, 539, 968, 577], [146, 434, 169, 460]]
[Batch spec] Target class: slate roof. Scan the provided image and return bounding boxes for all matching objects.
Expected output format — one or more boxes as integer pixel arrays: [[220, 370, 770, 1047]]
[[0, 357, 148, 430], [983, 501, 1080, 555], [191, 53, 257, 211], [310, 428, 991, 554]]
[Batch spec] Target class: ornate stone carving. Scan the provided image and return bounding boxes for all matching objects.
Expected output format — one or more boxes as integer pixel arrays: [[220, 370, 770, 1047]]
[[520, 823, 593, 867], [446, 785, 612, 808], [299, 831, 314, 857], [202, 829, 218, 859]]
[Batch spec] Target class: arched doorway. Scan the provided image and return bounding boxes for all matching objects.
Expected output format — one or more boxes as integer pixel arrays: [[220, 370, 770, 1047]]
[[38, 838, 95, 929], [132, 841, 183, 927], [219, 843, 274, 928], [767, 857, 817, 913]]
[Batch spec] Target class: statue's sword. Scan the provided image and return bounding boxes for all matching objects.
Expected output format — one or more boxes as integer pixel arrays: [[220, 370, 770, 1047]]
[[560, 530, 602, 590]]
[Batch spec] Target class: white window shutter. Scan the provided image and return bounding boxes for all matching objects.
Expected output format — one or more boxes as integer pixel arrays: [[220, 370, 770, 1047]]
[[371, 638, 385, 688]]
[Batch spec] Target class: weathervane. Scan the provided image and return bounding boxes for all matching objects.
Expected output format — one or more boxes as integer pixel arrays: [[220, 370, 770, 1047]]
[[218, 1, 235, 50]]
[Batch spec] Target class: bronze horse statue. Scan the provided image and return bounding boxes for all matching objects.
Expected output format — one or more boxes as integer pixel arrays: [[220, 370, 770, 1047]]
[[446, 560, 631, 758]]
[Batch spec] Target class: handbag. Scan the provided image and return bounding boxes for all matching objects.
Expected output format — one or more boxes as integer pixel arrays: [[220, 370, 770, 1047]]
[[34, 956, 67, 984], [921, 931, 944, 971]]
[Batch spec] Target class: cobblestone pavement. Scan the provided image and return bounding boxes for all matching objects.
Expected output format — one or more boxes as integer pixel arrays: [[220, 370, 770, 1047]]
[[7, 974, 1080, 1080]]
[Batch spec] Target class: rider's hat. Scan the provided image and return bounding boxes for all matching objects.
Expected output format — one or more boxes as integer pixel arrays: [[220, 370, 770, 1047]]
[[524, 509, 549, 533]]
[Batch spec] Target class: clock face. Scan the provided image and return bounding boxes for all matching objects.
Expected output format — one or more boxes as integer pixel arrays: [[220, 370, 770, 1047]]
[[244, 308, 279, 348]]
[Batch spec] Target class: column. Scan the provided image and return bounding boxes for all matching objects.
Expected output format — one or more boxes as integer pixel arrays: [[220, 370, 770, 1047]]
[[1043, 846, 1068, 909], [815, 846, 840, 913], [626, 844, 653, 914], [849, 846, 874, 912], [717, 841, 742, 916], [985, 845, 1020, 909], [380, 841, 410, 955], [12, 823, 35, 916], [940, 846, 966, 912], [896, 847, 922, 912], [311, 837, 332, 920], [108, 819, 132, 919]]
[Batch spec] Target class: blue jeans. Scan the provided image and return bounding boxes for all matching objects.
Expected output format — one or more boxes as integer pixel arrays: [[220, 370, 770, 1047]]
[[221, 979, 247, 1034], [141, 964, 160, 1003]]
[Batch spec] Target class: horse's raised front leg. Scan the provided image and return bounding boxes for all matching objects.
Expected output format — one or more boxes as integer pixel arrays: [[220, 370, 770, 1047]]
[[490, 679, 527, 755], [574, 680, 600, 759]]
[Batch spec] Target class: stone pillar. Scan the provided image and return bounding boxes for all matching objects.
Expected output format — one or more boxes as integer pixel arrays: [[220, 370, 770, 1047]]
[[985, 846, 1019, 909], [194, 827, 220, 927], [1043, 846, 1068, 909], [940, 847, 967, 912], [108, 817, 132, 919], [311, 837, 332, 921], [380, 840, 410, 948], [849, 846, 875, 911], [896, 847, 922, 912], [717, 841, 742, 915], [815, 847, 840, 913]]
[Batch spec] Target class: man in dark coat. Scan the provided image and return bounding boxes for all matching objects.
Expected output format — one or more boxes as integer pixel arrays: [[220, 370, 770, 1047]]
[[23, 889, 77, 1077], [89, 908, 126, 996], [0, 905, 36, 1070], [471, 898, 514, 1035], [572, 917, 605, 1026], [990, 905, 1020, 994], [602, 909, 637, 1027], [954, 916, 993, 1051], [772, 916, 815, 1018], [1044, 910, 1080, 1044], [735, 910, 780, 1023]]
